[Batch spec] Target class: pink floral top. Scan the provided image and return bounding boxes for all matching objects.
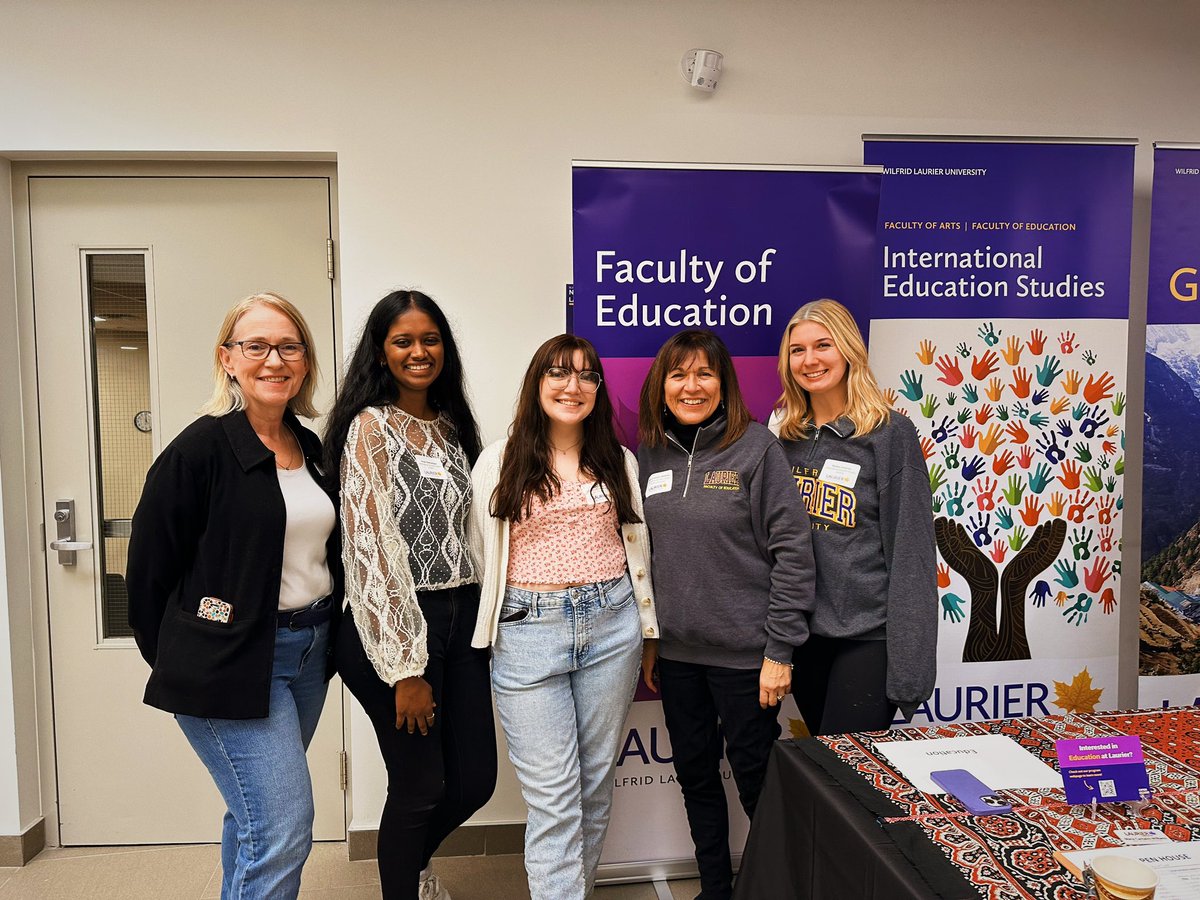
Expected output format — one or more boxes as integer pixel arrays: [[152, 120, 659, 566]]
[[506, 480, 627, 584]]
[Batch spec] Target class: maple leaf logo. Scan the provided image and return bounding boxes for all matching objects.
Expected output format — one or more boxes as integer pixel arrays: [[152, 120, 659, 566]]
[[788, 717, 811, 740], [1052, 667, 1104, 714]]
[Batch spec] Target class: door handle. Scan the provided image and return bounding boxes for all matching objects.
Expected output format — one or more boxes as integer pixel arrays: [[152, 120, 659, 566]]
[[51, 499, 92, 566], [50, 539, 93, 552]]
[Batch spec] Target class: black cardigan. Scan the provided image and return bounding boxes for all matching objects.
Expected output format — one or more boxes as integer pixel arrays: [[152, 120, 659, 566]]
[[127, 410, 343, 718]]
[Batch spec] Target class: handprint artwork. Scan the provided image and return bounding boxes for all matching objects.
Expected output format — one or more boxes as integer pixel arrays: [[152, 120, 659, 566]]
[[895, 322, 1124, 663]]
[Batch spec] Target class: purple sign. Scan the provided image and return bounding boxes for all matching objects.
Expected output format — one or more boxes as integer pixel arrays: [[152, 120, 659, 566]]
[[863, 140, 1134, 320], [1056, 735, 1149, 805], [572, 163, 881, 438], [1148, 147, 1200, 325]]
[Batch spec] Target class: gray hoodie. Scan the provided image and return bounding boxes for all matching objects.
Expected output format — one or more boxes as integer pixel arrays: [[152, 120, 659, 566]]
[[638, 418, 816, 669], [774, 412, 937, 715]]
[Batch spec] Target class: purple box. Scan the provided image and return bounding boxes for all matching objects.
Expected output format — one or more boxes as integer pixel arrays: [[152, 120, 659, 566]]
[[1055, 735, 1150, 805]]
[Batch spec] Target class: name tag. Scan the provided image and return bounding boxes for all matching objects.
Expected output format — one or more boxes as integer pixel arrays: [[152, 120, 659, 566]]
[[580, 481, 611, 506], [818, 458, 860, 488], [645, 470, 673, 496], [414, 454, 448, 480]]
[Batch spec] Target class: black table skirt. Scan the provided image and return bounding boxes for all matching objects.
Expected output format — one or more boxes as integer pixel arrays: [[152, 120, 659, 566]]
[[733, 739, 977, 900]]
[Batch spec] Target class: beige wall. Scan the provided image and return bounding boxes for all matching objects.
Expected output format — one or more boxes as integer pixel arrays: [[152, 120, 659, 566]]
[[2, 0, 1198, 838]]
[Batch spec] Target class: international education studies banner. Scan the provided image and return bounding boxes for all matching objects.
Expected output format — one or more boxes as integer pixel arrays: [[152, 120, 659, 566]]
[[1139, 144, 1200, 709], [863, 136, 1135, 728], [571, 161, 881, 876]]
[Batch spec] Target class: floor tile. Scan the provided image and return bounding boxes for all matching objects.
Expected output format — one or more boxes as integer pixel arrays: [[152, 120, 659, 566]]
[[298, 841, 381, 890], [0, 842, 691, 899], [668, 877, 702, 898], [0, 844, 216, 900]]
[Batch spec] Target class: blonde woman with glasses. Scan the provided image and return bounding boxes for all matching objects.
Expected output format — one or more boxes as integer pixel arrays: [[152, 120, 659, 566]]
[[128, 292, 340, 899]]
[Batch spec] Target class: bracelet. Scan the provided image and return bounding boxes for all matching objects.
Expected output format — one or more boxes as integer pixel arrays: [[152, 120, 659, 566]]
[[764, 655, 794, 669]]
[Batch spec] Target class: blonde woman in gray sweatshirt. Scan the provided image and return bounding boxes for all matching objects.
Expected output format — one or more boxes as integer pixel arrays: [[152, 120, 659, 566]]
[[770, 298, 938, 735]]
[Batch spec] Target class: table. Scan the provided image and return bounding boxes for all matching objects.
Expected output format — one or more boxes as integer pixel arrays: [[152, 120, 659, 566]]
[[733, 708, 1200, 899]]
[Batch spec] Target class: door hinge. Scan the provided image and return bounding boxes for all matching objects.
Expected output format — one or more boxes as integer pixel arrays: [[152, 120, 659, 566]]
[[326, 239, 335, 281], [339, 749, 348, 791]]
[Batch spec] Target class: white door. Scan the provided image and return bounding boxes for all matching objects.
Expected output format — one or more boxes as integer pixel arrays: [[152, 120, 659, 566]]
[[27, 173, 345, 844]]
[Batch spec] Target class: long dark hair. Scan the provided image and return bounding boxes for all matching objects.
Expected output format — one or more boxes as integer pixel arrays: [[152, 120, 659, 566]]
[[323, 290, 482, 480], [490, 335, 640, 525], [638, 329, 751, 449]]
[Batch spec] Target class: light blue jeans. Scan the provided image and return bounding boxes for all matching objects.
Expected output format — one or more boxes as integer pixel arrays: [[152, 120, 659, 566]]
[[176, 621, 330, 900], [491, 574, 642, 900]]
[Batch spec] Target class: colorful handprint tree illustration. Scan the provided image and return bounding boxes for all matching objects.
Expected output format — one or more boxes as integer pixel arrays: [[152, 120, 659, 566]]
[[890, 323, 1125, 663]]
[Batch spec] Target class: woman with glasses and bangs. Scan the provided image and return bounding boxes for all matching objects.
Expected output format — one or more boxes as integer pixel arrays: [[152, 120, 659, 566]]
[[129, 291, 341, 899], [323, 290, 495, 900], [469, 335, 659, 900]]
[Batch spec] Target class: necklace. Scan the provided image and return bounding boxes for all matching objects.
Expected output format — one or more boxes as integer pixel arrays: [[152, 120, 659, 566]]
[[273, 430, 302, 470]]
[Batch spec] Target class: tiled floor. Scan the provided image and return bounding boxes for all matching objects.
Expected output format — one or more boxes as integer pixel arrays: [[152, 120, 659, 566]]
[[0, 843, 702, 899]]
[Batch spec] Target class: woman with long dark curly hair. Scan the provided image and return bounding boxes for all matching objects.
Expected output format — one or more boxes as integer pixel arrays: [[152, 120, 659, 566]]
[[324, 289, 494, 900], [470, 334, 658, 900]]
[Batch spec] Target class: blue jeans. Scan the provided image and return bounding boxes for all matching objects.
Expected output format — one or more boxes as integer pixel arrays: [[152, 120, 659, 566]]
[[491, 574, 642, 900], [176, 621, 330, 900]]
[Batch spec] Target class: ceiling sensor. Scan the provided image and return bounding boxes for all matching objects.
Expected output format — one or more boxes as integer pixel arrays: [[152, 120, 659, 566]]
[[681, 49, 723, 93]]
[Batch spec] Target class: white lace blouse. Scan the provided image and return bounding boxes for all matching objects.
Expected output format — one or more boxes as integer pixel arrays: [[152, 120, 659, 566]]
[[341, 406, 476, 684]]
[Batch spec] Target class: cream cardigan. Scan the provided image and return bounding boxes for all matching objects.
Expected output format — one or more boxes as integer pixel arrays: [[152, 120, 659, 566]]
[[469, 438, 659, 649]]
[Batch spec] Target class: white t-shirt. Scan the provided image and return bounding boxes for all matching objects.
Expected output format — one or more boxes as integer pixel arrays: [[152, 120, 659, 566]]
[[276, 463, 335, 611]]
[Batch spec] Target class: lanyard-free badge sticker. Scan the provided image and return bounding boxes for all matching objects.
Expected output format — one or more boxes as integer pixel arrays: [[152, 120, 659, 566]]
[[414, 454, 448, 480], [645, 470, 673, 496], [818, 458, 860, 488]]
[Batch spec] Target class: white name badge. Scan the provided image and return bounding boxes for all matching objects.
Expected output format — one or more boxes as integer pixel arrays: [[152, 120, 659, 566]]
[[414, 454, 448, 480], [818, 458, 860, 488], [580, 481, 611, 506], [645, 470, 673, 497]]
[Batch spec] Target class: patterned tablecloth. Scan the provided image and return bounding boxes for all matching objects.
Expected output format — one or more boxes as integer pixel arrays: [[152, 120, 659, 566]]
[[816, 707, 1200, 899]]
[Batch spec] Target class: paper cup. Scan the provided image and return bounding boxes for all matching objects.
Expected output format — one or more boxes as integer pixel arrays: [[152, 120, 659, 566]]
[[1083, 855, 1158, 900]]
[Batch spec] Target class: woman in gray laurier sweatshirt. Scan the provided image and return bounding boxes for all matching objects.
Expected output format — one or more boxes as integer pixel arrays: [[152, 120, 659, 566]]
[[637, 330, 815, 900], [771, 299, 938, 735]]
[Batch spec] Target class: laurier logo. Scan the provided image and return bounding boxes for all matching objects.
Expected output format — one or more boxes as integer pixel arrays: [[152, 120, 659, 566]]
[[703, 469, 741, 491]]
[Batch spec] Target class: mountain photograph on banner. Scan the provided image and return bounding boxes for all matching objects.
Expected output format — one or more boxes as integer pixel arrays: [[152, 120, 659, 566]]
[[1139, 325, 1200, 679]]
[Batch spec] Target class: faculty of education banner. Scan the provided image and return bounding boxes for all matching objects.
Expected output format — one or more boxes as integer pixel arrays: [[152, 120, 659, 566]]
[[863, 136, 1134, 727], [572, 161, 881, 876], [1139, 144, 1200, 709], [572, 161, 881, 441]]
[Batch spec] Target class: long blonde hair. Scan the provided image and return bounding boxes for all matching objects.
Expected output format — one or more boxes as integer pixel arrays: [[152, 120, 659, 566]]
[[774, 299, 890, 440], [199, 291, 321, 418]]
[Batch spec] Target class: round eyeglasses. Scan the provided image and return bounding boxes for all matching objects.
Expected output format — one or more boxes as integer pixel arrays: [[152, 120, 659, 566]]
[[223, 340, 308, 361], [545, 366, 602, 393]]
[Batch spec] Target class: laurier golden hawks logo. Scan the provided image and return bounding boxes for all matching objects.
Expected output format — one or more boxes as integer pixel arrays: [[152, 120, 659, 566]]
[[702, 469, 741, 491], [792, 466, 856, 529]]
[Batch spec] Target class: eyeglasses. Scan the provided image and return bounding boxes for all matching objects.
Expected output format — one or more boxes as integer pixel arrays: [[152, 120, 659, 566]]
[[223, 340, 308, 361], [545, 366, 602, 393]]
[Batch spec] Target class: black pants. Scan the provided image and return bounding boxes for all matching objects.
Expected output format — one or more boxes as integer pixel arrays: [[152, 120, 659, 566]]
[[658, 657, 781, 900], [792, 635, 895, 736], [336, 584, 497, 900]]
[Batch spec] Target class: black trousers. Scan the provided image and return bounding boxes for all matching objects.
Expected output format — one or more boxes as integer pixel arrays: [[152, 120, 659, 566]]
[[792, 635, 895, 736], [658, 657, 781, 900], [336, 584, 497, 900]]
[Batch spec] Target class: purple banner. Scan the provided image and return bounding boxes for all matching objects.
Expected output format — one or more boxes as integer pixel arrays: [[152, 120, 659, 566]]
[[1148, 148, 1200, 325], [572, 163, 881, 439], [1140, 146, 1200, 706], [863, 138, 1133, 726], [863, 140, 1133, 320]]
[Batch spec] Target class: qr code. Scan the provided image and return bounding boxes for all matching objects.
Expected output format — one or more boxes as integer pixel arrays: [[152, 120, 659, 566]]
[[1099, 779, 1117, 798]]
